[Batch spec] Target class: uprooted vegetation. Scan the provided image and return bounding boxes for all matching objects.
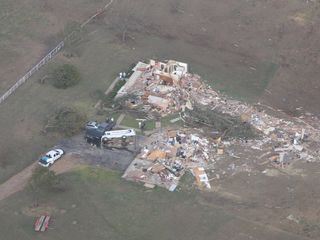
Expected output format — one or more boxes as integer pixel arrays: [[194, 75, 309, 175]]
[[112, 93, 142, 109], [183, 104, 259, 140], [44, 106, 87, 137]]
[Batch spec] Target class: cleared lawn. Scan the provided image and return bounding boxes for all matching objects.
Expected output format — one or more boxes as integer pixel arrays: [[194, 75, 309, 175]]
[[120, 113, 155, 131], [0, 167, 229, 240], [160, 113, 184, 128]]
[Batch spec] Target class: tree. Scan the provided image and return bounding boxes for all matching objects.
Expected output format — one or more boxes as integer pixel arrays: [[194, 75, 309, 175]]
[[28, 167, 60, 206], [183, 104, 258, 140], [44, 106, 87, 137], [51, 64, 81, 89], [107, 0, 141, 44]]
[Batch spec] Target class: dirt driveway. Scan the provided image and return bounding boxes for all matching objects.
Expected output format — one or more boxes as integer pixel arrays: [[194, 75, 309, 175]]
[[0, 162, 37, 202], [0, 155, 77, 202]]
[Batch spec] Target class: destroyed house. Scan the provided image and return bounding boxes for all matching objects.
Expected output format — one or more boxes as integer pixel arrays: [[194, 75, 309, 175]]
[[151, 59, 188, 85], [116, 59, 188, 99]]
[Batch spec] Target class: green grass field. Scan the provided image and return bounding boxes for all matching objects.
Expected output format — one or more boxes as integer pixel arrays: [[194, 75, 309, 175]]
[[160, 113, 184, 128], [120, 114, 155, 131], [0, 0, 106, 93], [0, 167, 304, 240], [0, 167, 233, 240]]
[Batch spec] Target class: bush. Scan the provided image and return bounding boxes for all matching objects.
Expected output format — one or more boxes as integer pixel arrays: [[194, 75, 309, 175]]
[[45, 106, 87, 137], [51, 64, 81, 89]]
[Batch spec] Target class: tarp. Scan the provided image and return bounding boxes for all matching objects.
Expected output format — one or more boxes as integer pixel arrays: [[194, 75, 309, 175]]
[[147, 95, 169, 110], [147, 150, 167, 161]]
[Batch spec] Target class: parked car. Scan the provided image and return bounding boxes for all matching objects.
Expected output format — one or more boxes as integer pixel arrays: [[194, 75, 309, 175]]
[[38, 149, 64, 167], [85, 120, 116, 146]]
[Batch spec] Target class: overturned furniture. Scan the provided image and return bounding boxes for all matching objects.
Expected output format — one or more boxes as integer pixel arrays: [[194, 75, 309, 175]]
[[34, 215, 51, 232]]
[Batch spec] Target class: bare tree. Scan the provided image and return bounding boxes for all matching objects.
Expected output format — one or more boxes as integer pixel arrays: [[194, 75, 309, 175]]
[[107, 0, 144, 44]]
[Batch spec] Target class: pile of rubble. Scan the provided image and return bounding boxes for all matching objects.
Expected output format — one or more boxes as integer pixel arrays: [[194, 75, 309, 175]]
[[122, 129, 216, 191], [116, 60, 216, 116], [118, 59, 320, 178]]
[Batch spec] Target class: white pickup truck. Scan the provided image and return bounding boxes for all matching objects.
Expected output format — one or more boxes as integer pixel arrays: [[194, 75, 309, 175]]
[[38, 149, 64, 167]]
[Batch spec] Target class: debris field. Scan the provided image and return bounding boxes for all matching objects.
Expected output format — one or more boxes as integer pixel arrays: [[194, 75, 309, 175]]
[[119, 59, 320, 191], [122, 128, 214, 191]]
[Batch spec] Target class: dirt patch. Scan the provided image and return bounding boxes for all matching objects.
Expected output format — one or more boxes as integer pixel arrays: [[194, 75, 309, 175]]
[[21, 204, 58, 217], [262, 168, 282, 177], [12, 117, 37, 141], [213, 188, 243, 203], [0, 39, 46, 93], [50, 153, 82, 174], [0, 162, 37, 202]]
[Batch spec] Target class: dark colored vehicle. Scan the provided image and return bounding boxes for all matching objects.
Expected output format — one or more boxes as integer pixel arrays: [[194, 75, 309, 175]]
[[85, 120, 116, 146]]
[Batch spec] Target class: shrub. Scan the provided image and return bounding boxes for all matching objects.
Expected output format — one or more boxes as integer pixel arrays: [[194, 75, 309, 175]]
[[51, 64, 80, 89]]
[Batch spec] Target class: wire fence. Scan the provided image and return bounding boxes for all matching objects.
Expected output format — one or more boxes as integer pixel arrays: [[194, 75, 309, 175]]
[[0, 0, 114, 105]]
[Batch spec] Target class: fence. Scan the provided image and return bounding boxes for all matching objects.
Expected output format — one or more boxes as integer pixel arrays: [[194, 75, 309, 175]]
[[0, 0, 114, 105], [0, 41, 64, 104]]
